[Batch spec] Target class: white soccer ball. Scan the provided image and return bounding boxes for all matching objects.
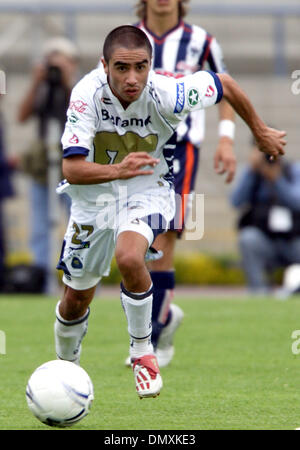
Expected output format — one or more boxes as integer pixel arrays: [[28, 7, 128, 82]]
[[25, 360, 94, 427]]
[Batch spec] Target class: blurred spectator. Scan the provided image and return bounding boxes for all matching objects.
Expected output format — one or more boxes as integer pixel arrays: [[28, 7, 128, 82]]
[[230, 143, 300, 295], [0, 104, 15, 291], [17, 37, 79, 291]]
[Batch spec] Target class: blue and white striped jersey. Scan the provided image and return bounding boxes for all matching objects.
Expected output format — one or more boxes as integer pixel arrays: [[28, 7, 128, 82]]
[[136, 20, 227, 146]]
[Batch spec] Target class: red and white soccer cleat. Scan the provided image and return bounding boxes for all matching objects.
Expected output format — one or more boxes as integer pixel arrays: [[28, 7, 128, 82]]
[[132, 354, 163, 398]]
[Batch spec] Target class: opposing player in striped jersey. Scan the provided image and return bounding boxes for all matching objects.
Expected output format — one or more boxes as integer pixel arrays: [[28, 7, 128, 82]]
[[132, 0, 236, 367], [54, 25, 286, 399]]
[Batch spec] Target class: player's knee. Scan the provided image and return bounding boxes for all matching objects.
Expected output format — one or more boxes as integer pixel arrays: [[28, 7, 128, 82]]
[[115, 247, 144, 276], [64, 286, 94, 303]]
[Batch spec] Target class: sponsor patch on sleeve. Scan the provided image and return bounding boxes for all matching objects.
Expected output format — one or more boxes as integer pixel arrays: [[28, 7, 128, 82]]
[[174, 82, 185, 113]]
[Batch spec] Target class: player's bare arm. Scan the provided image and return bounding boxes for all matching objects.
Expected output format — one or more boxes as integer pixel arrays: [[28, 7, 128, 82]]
[[218, 73, 287, 157], [62, 152, 160, 185], [214, 99, 236, 183]]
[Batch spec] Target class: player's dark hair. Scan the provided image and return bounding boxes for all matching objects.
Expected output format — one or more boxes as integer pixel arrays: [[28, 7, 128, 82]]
[[103, 25, 152, 62], [135, 0, 190, 20]]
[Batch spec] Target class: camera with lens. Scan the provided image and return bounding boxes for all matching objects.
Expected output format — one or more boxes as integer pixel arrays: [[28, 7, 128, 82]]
[[46, 65, 63, 86]]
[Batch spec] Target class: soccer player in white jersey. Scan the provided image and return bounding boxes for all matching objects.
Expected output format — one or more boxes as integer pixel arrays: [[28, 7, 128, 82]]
[[132, 0, 236, 368], [54, 25, 286, 399]]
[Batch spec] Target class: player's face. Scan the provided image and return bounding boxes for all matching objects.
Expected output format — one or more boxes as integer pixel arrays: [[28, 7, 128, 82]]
[[145, 0, 181, 16], [102, 47, 151, 109]]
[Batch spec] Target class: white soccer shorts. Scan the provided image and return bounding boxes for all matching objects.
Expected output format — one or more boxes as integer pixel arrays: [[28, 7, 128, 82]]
[[57, 187, 175, 290]]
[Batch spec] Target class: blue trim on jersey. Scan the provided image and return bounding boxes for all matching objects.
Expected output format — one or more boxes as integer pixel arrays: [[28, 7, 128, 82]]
[[63, 146, 89, 158], [154, 41, 163, 68], [207, 52, 218, 73], [198, 33, 212, 68], [181, 114, 192, 142], [56, 240, 71, 276], [175, 23, 192, 69], [206, 70, 223, 104]]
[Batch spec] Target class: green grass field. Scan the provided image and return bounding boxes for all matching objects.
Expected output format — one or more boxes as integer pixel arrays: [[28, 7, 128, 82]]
[[1, 292, 300, 430]]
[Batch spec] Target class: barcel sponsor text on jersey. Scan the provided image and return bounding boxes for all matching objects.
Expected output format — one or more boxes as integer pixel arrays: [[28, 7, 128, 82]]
[[101, 108, 152, 127]]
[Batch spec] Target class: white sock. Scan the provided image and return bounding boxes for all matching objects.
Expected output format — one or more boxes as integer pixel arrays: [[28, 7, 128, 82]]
[[121, 283, 154, 359], [54, 301, 89, 364]]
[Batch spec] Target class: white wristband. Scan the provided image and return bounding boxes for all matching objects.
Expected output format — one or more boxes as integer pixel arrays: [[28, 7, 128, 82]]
[[218, 120, 235, 140]]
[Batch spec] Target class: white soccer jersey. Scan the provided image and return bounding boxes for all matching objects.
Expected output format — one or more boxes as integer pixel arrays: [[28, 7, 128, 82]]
[[60, 67, 222, 211], [136, 20, 227, 146]]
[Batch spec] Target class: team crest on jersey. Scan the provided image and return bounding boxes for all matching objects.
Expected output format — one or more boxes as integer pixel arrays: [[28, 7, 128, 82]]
[[68, 112, 79, 124], [174, 82, 185, 113], [187, 88, 200, 107]]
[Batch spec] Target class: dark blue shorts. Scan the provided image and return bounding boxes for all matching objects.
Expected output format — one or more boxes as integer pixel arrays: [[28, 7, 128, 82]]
[[169, 140, 199, 237]]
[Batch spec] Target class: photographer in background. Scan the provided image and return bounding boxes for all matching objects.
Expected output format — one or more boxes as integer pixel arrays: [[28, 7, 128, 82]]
[[18, 37, 79, 292], [230, 141, 300, 295]]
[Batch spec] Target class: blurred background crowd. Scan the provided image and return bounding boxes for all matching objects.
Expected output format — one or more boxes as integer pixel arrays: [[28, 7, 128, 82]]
[[0, 0, 300, 295]]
